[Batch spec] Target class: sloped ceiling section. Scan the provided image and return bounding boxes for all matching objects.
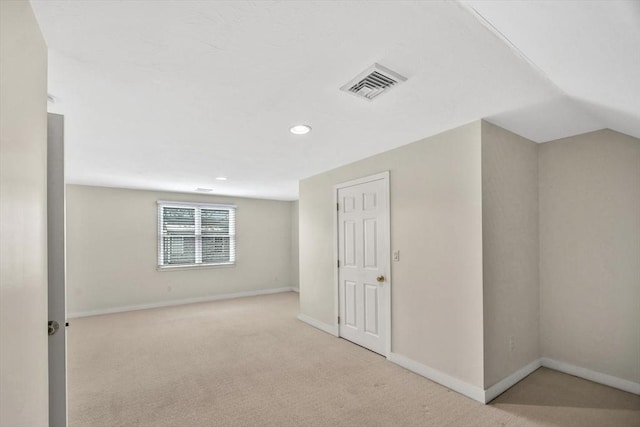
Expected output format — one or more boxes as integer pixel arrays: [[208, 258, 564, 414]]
[[462, 0, 640, 141], [30, 1, 638, 200]]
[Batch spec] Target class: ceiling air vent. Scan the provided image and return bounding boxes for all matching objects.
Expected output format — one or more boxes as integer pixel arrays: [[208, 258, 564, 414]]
[[340, 63, 407, 101]]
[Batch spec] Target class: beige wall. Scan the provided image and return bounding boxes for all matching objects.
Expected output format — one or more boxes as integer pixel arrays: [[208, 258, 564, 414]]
[[299, 122, 485, 387], [539, 130, 640, 383], [66, 185, 296, 314], [299, 120, 640, 392], [290, 201, 299, 289], [481, 121, 539, 388], [0, 1, 49, 425]]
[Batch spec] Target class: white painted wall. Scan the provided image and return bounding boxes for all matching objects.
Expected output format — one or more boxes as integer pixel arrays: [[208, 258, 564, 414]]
[[0, 1, 49, 425], [66, 185, 296, 315], [299, 122, 485, 388], [290, 201, 299, 290], [481, 121, 539, 388], [539, 129, 640, 383]]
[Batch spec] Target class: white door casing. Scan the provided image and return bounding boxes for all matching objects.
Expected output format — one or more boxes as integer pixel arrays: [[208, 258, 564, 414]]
[[336, 172, 390, 356]]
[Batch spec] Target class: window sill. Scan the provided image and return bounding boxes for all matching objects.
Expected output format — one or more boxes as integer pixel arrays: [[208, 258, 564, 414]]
[[157, 262, 235, 271]]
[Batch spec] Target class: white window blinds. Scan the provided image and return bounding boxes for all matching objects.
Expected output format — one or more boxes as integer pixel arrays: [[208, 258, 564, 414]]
[[157, 201, 236, 268]]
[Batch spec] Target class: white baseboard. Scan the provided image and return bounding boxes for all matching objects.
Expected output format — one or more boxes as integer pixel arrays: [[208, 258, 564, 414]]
[[68, 287, 296, 318], [484, 359, 542, 403], [388, 352, 485, 403], [541, 357, 640, 396], [387, 354, 639, 403], [296, 313, 339, 337], [291, 287, 299, 293]]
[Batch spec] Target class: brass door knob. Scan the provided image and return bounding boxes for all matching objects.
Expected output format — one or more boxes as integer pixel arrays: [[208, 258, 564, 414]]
[[376, 275, 385, 283]]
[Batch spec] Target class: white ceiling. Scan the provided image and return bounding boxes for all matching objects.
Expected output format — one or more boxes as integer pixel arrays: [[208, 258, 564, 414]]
[[30, 1, 640, 200], [463, 0, 640, 141]]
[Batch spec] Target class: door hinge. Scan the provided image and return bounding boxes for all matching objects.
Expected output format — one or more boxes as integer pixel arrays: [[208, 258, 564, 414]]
[[337, 202, 339, 211], [337, 259, 340, 268], [338, 316, 340, 324]]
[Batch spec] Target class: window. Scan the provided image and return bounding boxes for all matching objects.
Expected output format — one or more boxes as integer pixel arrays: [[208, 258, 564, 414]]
[[157, 201, 236, 268]]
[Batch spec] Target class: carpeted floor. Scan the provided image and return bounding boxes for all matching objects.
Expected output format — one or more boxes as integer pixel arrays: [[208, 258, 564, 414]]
[[68, 292, 640, 427]]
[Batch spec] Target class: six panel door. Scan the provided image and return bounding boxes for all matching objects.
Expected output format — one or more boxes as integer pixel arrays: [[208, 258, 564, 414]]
[[337, 176, 388, 355]]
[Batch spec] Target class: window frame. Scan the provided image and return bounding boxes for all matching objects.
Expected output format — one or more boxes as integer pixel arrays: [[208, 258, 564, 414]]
[[157, 200, 236, 270]]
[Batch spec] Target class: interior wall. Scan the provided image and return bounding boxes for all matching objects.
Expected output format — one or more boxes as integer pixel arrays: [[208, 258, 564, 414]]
[[66, 185, 296, 314], [481, 121, 539, 388], [290, 200, 299, 290], [539, 129, 640, 383], [299, 122, 485, 388], [0, 1, 49, 425]]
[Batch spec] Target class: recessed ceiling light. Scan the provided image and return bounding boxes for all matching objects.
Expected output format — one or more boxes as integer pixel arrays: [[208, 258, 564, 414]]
[[290, 124, 311, 135], [216, 176, 227, 181], [196, 188, 213, 192]]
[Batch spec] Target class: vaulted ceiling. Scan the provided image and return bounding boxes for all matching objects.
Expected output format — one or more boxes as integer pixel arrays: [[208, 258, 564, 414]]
[[31, 1, 640, 200]]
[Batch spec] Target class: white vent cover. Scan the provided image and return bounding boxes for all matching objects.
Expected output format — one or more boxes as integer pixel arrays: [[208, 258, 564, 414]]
[[340, 63, 407, 101]]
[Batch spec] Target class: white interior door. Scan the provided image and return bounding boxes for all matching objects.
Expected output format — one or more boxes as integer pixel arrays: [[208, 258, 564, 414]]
[[337, 173, 390, 356], [48, 113, 67, 427]]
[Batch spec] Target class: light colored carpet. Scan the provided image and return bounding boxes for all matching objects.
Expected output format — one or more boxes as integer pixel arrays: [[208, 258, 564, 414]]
[[68, 292, 640, 427]]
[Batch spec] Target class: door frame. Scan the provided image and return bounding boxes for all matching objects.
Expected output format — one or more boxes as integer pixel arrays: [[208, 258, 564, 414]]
[[47, 113, 67, 427], [333, 171, 391, 358]]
